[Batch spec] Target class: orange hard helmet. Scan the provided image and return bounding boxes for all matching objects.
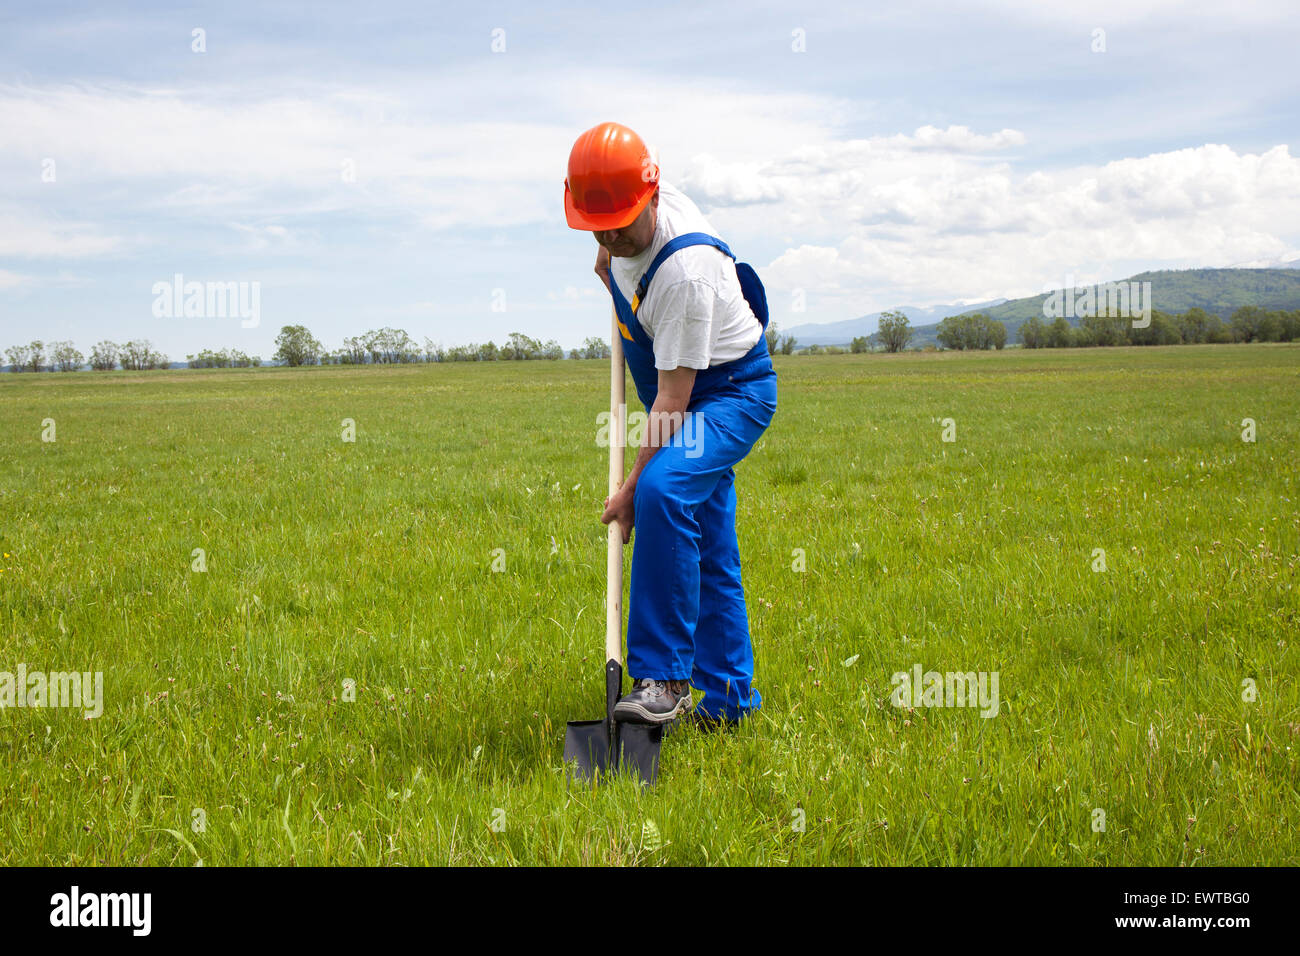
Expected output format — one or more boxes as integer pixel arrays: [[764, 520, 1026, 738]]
[[564, 122, 659, 231]]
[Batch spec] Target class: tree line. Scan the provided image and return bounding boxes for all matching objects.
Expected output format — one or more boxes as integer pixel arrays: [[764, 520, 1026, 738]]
[[275, 327, 594, 366], [9, 306, 1297, 372], [3, 327, 600, 372], [5, 340, 170, 372], [762, 313, 909, 355], [773, 304, 1299, 355], [1018, 306, 1300, 348]]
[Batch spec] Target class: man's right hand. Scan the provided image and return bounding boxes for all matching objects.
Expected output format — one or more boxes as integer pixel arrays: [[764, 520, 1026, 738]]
[[594, 245, 612, 294]]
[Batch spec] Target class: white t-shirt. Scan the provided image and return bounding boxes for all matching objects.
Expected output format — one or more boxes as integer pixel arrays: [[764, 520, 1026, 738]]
[[609, 181, 762, 371]]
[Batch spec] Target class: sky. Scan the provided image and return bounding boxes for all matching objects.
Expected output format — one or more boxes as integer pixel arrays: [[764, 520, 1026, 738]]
[[1, 0, 1298, 361]]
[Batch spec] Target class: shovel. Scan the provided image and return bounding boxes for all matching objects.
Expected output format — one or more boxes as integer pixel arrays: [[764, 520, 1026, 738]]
[[563, 305, 663, 786]]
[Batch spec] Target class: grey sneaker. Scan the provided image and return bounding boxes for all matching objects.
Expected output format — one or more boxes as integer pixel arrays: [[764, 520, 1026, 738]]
[[614, 678, 694, 725]]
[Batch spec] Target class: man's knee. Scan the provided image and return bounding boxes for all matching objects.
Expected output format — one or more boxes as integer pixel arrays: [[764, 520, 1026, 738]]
[[634, 460, 693, 516]]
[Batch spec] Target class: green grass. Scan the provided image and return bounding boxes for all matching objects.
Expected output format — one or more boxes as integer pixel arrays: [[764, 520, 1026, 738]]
[[1, 344, 1297, 865]]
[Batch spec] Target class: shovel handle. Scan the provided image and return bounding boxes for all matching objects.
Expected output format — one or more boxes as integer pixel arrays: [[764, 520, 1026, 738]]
[[606, 304, 625, 665]]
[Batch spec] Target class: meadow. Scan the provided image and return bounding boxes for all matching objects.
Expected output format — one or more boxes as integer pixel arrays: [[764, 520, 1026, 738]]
[[1, 344, 1296, 865]]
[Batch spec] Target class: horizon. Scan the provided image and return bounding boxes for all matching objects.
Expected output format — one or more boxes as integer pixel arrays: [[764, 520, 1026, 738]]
[[4, 260, 1299, 366]]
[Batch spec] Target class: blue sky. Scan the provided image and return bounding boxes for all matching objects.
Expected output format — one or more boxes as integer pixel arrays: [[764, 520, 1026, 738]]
[[2, 0, 1298, 360]]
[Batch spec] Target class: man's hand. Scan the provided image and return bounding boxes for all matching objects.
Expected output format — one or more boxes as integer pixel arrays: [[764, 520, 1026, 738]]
[[594, 245, 612, 293], [600, 485, 634, 544]]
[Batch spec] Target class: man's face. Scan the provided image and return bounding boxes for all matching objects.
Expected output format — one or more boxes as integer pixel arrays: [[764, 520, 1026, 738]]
[[593, 189, 658, 258]]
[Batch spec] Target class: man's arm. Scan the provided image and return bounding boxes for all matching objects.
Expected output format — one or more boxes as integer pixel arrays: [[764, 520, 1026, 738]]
[[600, 365, 696, 543], [594, 246, 612, 294], [625, 365, 696, 490]]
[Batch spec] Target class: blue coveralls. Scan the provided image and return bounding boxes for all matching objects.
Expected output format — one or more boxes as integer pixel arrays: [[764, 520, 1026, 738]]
[[609, 232, 777, 722]]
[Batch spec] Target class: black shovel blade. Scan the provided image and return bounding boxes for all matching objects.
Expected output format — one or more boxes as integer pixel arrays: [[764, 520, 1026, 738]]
[[563, 719, 663, 786], [563, 719, 612, 782], [564, 658, 664, 787], [616, 722, 663, 786]]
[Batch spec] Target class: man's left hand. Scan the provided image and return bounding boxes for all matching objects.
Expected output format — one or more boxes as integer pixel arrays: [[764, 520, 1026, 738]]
[[601, 486, 635, 544]]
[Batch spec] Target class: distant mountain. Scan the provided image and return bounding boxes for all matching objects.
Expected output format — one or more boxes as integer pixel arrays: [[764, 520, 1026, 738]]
[[781, 268, 1300, 348], [1228, 254, 1300, 269], [933, 268, 1300, 345], [781, 298, 1006, 346]]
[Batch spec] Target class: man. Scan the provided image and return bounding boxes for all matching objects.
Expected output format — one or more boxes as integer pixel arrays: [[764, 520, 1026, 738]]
[[564, 121, 777, 727]]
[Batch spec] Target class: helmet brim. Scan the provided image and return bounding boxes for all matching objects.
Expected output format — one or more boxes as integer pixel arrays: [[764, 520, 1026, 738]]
[[564, 181, 656, 231]]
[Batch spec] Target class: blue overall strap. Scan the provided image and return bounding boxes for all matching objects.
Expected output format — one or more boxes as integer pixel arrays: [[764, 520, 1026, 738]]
[[609, 273, 654, 351], [631, 232, 735, 315]]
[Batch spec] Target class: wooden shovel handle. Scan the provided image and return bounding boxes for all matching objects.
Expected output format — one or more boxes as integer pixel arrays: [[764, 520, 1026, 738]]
[[606, 305, 625, 665]]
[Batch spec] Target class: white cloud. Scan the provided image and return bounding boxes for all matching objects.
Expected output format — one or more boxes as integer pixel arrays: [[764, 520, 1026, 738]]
[[705, 140, 1300, 316], [1093, 144, 1297, 215], [965, 0, 1295, 25], [546, 286, 599, 301], [3, 72, 1297, 327], [0, 206, 122, 259], [0, 270, 33, 290], [0, 74, 843, 243], [679, 126, 1026, 212], [889, 125, 1026, 151], [225, 222, 304, 253]]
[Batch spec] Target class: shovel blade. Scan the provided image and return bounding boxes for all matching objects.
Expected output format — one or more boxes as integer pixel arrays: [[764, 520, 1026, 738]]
[[563, 719, 664, 787], [563, 720, 612, 782], [616, 722, 663, 786]]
